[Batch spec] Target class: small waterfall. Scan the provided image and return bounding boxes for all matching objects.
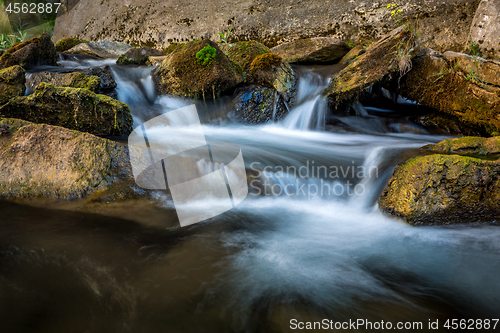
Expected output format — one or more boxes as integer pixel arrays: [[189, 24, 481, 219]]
[[282, 70, 330, 131]]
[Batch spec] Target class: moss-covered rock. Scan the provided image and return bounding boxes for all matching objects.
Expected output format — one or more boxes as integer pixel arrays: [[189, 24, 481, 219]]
[[0, 65, 25, 105], [232, 85, 291, 124], [55, 37, 90, 52], [424, 136, 500, 156], [152, 40, 244, 98], [0, 33, 57, 69], [339, 45, 365, 65], [146, 56, 167, 67], [0, 117, 134, 199], [0, 83, 133, 136], [271, 37, 350, 64], [379, 154, 500, 225], [223, 41, 271, 74], [326, 26, 419, 111], [249, 53, 297, 98], [26, 71, 101, 94], [116, 46, 163, 65], [399, 48, 500, 136]]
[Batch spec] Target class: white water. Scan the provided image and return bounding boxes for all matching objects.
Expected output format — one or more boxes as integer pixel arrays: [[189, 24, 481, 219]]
[[55, 59, 500, 325]]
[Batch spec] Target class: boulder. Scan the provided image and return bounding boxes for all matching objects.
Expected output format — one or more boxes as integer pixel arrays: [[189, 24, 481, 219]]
[[249, 53, 296, 98], [152, 40, 244, 98], [0, 83, 133, 136], [55, 37, 90, 52], [53, 0, 479, 53], [116, 46, 164, 65], [26, 72, 101, 94], [0, 66, 25, 105], [339, 46, 366, 65], [65, 40, 133, 58], [271, 37, 350, 64], [0, 34, 57, 69], [326, 26, 419, 110], [379, 143, 500, 225], [424, 136, 500, 155], [0, 117, 133, 199], [232, 85, 290, 124], [469, 0, 500, 59], [223, 41, 271, 73], [398, 48, 500, 136]]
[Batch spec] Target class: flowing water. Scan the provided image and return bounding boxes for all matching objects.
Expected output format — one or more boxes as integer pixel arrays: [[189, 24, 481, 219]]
[[2, 58, 500, 332]]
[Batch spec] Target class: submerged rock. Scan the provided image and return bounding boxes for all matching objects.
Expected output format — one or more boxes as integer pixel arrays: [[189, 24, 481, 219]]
[[0, 66, 25, 105], [232, 85, 290, 124], [399, 48, 500, 136], [0, 34, 57, 69], [117, 47, 163, 65], [469, 0, 500, 60], [326, 26, 419, 111], [152, 40, 244, 98], [26, 72, 101, 94], [271, 37, 350, 64], [0, 83, 133, 136], [0, 117, 133, 199], [55, 37, 90, 53], [65, 40, 133, 58]]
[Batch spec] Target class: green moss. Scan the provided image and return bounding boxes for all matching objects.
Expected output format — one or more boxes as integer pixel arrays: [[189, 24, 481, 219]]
[[55, 38, 89, 52], [196, 45, 217, 66]]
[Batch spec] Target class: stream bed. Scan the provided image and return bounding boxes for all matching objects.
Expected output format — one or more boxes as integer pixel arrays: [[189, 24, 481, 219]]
[[1, 58, 499, 332]]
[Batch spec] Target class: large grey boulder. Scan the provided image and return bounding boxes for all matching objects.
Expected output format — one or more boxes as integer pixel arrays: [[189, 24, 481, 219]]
[[53, 0, 479, 53], [469, 0, 500, 60], [65, 40, 133, 58], [271, 37, 350, 64]]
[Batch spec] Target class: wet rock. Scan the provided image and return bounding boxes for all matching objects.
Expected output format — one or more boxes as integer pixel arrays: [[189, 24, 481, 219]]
[[379, 153, 500, 225], [223, 41, 271, 73], [0, 34, 57, 69], [0, 83, 133, 136], [26, 72, 101, 94], [65, 40, 133, 58], [232, 85, 290, 124], [0, 117, 133, 199], [249, 53, 297, 100], [326, 26, 419, 111], [152, 40, 244, 98], [146, 56, 167, 67], [469, 0, 500, 60], [271, 37, 350, 64], [398, 48, 500, 136], [414, 112, 486, 136], [53, 0, 479, 54], [0, 123, 10, 136], [55, 37, 89, 52], [79, 65, 117, 92], [424, 136, 500, 155], [117, 47, 164, 65], [0, 66, 25, 105]]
